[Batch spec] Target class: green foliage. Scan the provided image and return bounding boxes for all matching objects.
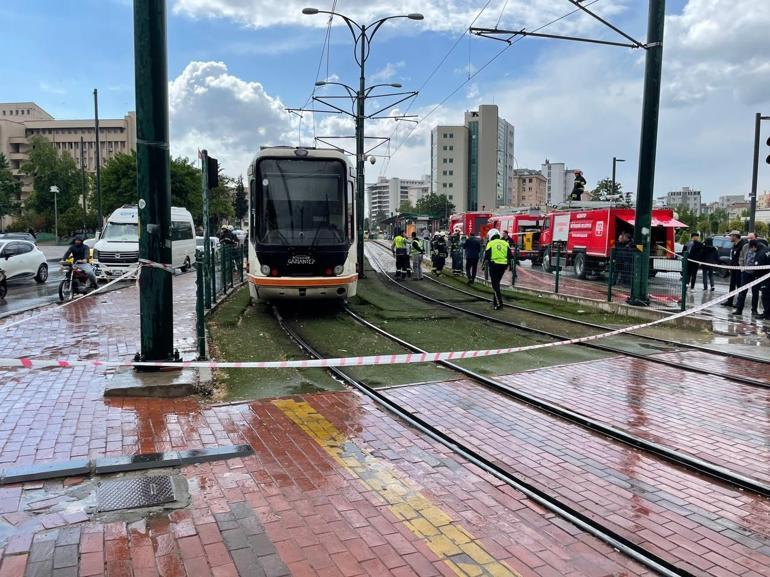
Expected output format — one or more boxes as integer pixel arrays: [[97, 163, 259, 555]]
[[99, 151, 137, 213], [209, 174, 235, 228], [21, 136, 80, 229], [170, 157, 202, 221], [416, 193, 455, 219], [591, 177, 622, 201], [0, 154, 21, 227], [755, 221, 768, 237], [233, 175, 248, 222], [398, 200, 415, 213]]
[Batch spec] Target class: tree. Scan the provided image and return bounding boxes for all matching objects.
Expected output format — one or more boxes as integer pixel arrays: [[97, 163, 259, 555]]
[[209, 174, 235, 228], [398, 200, 415, 213], [590, 178, 622, 201], [0, 154, 21, 231], [233, 175, 248, 224], [99, 151, 138, 213], [416, 193, 455, 219], [170, 157, 202, 222], [21, 136, 79, 229]]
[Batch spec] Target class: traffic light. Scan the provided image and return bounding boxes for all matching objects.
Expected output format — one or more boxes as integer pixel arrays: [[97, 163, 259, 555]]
[[766, 136, 770, 165], [207, 156, 219, 188]]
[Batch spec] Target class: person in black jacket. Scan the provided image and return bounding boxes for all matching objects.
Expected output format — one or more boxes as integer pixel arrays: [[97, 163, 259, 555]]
[[62, 236, 97, 289], [722, 231, 745, 307], [753, 241, 770, 320], [700, 237, 718, 290], [463, 231, 482, 284], [683, 232, 703, 289]]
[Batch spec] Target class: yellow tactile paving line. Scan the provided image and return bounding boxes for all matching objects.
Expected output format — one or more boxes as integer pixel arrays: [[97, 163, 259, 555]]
[[273, 398, 521, 577]]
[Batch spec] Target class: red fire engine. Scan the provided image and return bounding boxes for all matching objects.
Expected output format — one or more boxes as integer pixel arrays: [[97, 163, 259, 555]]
[[449, 212, 494, 238], [538, 206, 686, 278], [489, 213, 544, 264]]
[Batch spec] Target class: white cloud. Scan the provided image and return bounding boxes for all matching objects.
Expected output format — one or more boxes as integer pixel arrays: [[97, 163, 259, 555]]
[[370, 61, 405, 83], [168, 61, 297, 175], [171, 0, 628, 34]]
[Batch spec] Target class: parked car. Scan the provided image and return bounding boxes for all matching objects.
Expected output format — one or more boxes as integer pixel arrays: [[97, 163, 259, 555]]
[[0, 240, 48, 283], [0, 232, 37, 244]]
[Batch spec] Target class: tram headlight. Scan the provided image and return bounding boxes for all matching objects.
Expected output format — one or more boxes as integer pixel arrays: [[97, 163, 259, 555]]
[[260, 264, 270, 275], [333, 265, 344, 276]]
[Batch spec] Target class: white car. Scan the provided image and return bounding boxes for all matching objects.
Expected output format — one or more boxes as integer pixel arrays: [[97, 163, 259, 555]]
[[0, 240, 48, 283]]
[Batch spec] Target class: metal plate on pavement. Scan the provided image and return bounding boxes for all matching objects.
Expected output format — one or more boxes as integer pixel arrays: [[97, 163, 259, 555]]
[[97, 476, 176, 512]]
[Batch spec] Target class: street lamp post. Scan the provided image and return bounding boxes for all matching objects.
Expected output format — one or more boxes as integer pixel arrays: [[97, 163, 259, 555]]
[[748, 112, 769, 232], [50, 185, 60, 241], [611, 157, 625, 197], [303, 7, 423, 278]]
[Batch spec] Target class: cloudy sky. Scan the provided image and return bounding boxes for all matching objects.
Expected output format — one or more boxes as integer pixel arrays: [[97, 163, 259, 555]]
[[1, 0, 769, 202]]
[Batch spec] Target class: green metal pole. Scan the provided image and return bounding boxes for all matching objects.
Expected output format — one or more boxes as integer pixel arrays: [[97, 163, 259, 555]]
[[221, 244, 226, 294], [201, 150, 211, 308], [630, 0, 665, 306], [134, 0, 174, 363], [554, 244, 561, 294], [195, 255, 205, 359], [210, 242, 217, 304], [511, 245, 518, 286], [607, 248, 615, 302], [239, 244, 245, 283], [680, 249, 688, 312], [355, 25, 367, 279]]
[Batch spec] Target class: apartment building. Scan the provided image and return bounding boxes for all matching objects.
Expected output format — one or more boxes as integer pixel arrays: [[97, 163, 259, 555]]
[[665, 186, 703, 215], [367, 175, 431, 220], [431, 104, 514, 211], [0, 102, 136, 204], [512, 169, 547, 207]]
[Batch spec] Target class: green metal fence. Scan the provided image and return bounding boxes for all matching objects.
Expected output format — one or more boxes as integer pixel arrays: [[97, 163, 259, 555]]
[[607, 248, 687, 310], [195, 243, 247, 359]]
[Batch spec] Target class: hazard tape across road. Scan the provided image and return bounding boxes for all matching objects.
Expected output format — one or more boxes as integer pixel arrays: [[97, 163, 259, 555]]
[[660, 245, 770, 271], [2, 270, 769, 371]]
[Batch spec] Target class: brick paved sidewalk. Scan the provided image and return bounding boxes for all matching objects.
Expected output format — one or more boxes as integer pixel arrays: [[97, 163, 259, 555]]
[[387, 381, 770, 577], [496, 357, 770, 484], [0, 392, 650, 577]]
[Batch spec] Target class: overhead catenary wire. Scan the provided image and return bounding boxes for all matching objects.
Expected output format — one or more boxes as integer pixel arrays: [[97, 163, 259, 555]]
[[383, 0, 600, 172]]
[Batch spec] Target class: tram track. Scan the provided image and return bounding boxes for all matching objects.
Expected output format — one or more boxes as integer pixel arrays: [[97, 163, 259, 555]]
[[270, 305, 693, 577], [367, 240, 770, 389]]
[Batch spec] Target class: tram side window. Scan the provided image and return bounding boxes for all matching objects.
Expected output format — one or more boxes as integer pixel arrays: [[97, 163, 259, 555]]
[[347, 181, 354, 241]]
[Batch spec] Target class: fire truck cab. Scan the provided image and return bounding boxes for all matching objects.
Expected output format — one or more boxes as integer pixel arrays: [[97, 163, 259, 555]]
[[538, 205, 686, 279], [449, 212, 494, 239], [489, 213, 544, 264]]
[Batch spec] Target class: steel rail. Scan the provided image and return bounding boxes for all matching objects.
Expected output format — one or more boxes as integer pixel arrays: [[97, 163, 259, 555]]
[[367, 241, 770, 389], [272, 305, 692, 577], [371, 238, 770, 365]]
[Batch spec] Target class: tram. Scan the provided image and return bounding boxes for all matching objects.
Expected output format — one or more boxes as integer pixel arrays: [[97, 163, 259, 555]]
[[246, 146, 358, 301]]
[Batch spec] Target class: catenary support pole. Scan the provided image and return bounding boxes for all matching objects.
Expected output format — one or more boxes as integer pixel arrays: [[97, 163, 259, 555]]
[[133, 0, 174, 364], [93, 89, 103, 230], [201, 149, 211, 308], [749, 112, 761, 232], [80, 136, 87, 232], [630, 0, 665, 306], [355, 25, 367, 279]]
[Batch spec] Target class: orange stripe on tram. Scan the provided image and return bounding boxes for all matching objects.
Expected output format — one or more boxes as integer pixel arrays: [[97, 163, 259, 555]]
[[247, 273, 358, 287]]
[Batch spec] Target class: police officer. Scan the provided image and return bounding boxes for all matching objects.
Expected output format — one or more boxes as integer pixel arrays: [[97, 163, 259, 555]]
[[483, 228, 513, 310], [392, 229, 410, 280]]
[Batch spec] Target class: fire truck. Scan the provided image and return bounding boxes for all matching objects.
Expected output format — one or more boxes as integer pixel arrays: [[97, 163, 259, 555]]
[[538, 205, 686, 278], [489, 212, 544, 264], [449, 212, 494, 238]]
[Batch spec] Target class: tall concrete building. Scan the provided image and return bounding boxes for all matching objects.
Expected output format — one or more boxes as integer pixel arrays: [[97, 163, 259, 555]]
[[540, 159, 582, 205], [431, 104, 514, 211], [718, 194, 745, 209], [511, 169, 547, 207], [665, 186, 702, 215], [0, 102, 137, 204], [367, 175, 430, 220]]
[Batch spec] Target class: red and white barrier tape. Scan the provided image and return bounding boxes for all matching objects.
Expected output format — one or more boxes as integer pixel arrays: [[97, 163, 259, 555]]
[[3, 270, 769, 371], [659, 245, 770, 271]]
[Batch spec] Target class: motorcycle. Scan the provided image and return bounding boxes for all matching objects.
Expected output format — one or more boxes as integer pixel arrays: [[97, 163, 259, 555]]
[[0, 267, 6, 300], [59, 261, 96, 302]]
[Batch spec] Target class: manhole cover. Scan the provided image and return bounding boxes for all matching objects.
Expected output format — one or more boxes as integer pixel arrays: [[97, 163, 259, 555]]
[[97, 476, 176, 512]]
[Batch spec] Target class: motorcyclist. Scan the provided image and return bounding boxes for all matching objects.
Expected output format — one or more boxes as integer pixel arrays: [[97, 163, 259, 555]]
[[62, 236, 97, 289]]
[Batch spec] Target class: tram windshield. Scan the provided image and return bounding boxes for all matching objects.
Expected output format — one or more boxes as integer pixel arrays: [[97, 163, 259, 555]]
[[256, 158, 347, 246]]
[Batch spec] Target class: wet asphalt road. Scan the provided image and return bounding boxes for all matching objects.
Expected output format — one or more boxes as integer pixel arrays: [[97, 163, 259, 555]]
[[0, 263, 65, 317]]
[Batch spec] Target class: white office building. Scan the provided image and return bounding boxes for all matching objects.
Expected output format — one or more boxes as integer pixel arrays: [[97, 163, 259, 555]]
[[666, 186, 703, 215], [367, 175, 431, 220]]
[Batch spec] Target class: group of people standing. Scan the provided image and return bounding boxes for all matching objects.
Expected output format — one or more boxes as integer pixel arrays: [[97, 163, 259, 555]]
[[683, 230, 769, 318], [391, 227, 516, 310]]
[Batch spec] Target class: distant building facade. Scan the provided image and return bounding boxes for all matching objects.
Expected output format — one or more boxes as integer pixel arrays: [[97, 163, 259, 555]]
[[367, 175, 430, 220], [718, 194, 745, 209], [431, 104, 514, 211], [511, 169, 547, 207], [665, 186, 703, 216], [540, 160, 582, 205], [0, 102, 137, 205]]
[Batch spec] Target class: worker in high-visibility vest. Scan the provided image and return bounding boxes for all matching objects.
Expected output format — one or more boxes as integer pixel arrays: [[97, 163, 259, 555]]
[[483, 228, 513, 310], [392, 229, 411, 280]]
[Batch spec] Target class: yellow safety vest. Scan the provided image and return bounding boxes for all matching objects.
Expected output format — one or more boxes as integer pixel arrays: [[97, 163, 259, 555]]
[[393, 235, 407, 250], [488, 238, 510, 265]]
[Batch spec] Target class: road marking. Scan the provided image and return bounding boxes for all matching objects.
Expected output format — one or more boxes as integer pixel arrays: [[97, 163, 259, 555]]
[[273, 398, 521, 577]]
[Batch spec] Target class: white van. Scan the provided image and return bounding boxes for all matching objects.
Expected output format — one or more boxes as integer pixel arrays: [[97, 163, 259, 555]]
[[93, 205, 196, 279]]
